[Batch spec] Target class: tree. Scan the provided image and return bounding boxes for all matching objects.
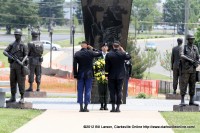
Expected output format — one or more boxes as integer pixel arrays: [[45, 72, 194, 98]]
[[144, 49, 159, 79], [132, 0, 162, 33], [39, 0, 65, 26], [163, 0, 200, 30], [126, 37, 147, 79], [160, 50, 172, 78], [75, 0, 82, 24], [195, 27, 200, 51], [0, 0, 39, 34]]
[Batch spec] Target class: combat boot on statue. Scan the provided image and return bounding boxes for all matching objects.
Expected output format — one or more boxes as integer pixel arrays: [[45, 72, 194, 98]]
[[19, 94, 25, 104], [173, 89, 176, 95], [36, 83, 40, 92], [26, 83, 33, 92], [6, 93, 16, 103], [179, 95, 187, 106], [189, 95, 199, 106]]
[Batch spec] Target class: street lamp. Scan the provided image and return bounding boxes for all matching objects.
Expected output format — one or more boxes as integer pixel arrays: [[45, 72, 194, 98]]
[[49, 28, 53, 69], [72, 25, 75, 60]]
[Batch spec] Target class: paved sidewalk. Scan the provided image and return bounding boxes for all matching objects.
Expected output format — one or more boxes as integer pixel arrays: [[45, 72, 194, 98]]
[[11, 98, 199, 133], [14, 110, 173, 133]]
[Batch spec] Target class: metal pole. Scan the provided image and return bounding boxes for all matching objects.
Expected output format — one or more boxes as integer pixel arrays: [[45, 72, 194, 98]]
[[184, 0, 189, 43], [50, 31, 53, 68], [70, 0, 73, 45]]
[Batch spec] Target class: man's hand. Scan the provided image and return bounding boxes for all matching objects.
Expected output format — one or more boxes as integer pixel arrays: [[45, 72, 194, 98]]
[[87, 45, 93, 50]]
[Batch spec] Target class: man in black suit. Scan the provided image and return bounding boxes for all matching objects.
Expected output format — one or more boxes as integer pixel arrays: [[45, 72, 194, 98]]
[[171, 38, 183, 94], [73, 41, 102, 112], [97, 43, 109, 110], [105, 41, 131, 112]]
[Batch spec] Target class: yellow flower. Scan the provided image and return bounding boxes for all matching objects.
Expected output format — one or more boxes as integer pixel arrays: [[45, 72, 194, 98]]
[[102, 75, 105, 80], [97, 77, 100, 80], [93, 66, 95, 69], [96, 61, 100, 65]]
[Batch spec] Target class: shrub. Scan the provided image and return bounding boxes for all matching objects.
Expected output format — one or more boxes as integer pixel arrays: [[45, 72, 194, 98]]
[[136, 93, 147, 99]]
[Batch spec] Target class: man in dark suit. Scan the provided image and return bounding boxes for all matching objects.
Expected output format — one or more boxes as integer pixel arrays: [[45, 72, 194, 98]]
[[97, 43, 109, 110], [105, 41, 131, 112], [171, 38, 183, 94], [73, 41, 102, 112]]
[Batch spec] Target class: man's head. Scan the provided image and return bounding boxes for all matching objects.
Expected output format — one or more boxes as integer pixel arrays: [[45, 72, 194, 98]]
[[177, 38, 183, 45], [31, 30, 39, 40], [80, 41, 89, 48], [14, 29, 22, 40], [186, 34, 195, 45], [101, 43, 108, 52], [112, 41, 120, 49]]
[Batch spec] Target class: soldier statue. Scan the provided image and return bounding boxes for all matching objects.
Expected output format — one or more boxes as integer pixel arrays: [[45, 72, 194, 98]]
[[179, 34, 199, 106], [3, 29, 28, 103], [26, 30, 43, 92], [171, 38, 183, 94]]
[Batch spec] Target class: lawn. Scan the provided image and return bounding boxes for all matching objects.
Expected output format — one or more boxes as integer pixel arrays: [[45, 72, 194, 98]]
[[0, 108, 44, 133], [143, 72, 171, 81], [161, 112, 200, 133]]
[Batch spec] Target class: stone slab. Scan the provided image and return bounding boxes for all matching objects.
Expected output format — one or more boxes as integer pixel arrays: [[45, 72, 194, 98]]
[[0, 92, 5, 107], [24, 91, 47, 98], [166, 93, 181, 100], [173, 105, 199, 112], [6, 102, 32, 109]]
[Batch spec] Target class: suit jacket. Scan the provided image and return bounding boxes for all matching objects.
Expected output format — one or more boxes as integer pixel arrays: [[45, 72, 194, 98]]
[[171, 45, 181, 69], [105, 49, 131, 79], [73, 48, 102, 79]]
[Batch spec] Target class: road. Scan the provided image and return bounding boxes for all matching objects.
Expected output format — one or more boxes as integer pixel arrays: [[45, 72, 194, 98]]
[[0, 33, 84, 42], [137, 37, 185, 77], [0, 31, 184, 76]]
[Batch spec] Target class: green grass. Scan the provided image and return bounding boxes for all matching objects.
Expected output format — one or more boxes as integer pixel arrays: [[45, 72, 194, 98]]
[[161, 112, 200, 133], [0, 108, 44, 133], [0, 42, 8, 46], [143, 72, 171, 81], [54, 37, 84, 47]]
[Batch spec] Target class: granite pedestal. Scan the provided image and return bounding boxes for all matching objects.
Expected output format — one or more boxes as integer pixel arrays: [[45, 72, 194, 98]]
[[173, 105, 199, 112], [6, 102, 32, 109], [24, 91, 47, 98], [166, 93, 181, 100]]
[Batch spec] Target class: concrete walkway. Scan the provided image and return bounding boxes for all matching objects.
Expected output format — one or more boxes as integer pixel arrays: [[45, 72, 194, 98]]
[[10, 98, 191, 133], [14, 110, 173, 133]]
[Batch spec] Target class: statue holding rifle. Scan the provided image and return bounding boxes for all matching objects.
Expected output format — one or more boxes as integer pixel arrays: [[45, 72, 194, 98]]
[[179, 34, 199, 106], [3, 29, 29, 104]]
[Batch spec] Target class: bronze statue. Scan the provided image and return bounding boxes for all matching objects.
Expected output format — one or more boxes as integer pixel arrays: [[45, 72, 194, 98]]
[[171, 38, 183, 94], [3, 29, 29, 103], [26, 30, 43, 92], [179, 34, 199, 106]]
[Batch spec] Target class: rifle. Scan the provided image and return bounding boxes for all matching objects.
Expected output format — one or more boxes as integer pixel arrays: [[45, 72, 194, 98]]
[[181, 54, 200, 67], [3, 51, 29, 73]]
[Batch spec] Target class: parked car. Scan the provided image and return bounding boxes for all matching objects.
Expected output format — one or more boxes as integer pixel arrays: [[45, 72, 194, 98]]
[[145, 42, 157, 51], [40, 40, 61, 51]]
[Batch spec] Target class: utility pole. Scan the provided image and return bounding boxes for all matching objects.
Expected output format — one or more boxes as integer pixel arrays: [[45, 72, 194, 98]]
[[185, 0, 189, 43], [70, 0, 73, 45]]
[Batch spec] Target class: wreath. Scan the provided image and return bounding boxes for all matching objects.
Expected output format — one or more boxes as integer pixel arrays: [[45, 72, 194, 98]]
[[93, 58, 107, 84]]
